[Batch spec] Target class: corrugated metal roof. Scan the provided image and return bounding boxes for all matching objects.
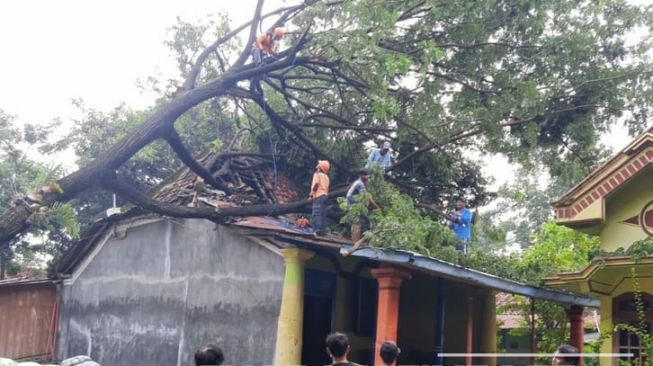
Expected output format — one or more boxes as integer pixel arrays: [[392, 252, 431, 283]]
[[348, 248, 599, 307], [250, 228, 599, 307]]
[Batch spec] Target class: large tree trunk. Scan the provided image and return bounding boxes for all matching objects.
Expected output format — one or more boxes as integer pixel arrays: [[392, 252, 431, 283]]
[[0, 42, 311, 245]]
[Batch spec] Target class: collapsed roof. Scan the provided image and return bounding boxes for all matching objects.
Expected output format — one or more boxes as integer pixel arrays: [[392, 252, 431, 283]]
[[153, 152, 300, 208], [53, 150, 598, 308]]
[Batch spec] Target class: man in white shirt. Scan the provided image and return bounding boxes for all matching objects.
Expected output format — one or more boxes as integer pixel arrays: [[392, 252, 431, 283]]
[[365, 141, 392, 171]]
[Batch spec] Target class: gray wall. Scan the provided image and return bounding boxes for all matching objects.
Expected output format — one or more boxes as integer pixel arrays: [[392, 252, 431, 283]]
[[56, 219, 284, 366]]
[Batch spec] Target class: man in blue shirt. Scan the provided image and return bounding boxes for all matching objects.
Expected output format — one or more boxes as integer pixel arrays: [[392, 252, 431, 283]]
[[342, 169, 381, 254], [447, 197, 473, 254], [366, 141, 392, 171]]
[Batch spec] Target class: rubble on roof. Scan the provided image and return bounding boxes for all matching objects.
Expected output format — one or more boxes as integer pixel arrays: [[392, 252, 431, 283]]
[[153, 152, 300, 208], [58, 152, 312, 276]]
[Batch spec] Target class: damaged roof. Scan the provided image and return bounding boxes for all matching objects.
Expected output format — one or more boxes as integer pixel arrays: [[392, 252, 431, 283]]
[[53, 151, 598, 308], [153, 152, 300, 207], [57, 151, 305, 274]]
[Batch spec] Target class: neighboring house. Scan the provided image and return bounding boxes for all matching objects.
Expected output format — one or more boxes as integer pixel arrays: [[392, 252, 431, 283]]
[[496, 293, 601, 366], [6, 153, 598, 366], [544, 127, 653, 366], [0, 279, 58, 362]]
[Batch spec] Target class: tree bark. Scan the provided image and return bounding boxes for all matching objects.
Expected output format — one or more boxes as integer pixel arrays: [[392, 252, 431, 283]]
[[165, 129, 233, 194], [104, 175, 348, 221]]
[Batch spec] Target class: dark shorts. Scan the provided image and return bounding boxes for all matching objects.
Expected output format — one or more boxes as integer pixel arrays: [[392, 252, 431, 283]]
[[359, 214, 370, 231]]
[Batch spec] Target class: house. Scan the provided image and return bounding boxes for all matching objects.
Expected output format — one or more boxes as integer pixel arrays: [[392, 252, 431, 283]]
[[46, 153, 597, 366], [496, 293, 601, 366], [544, 127, 653, 366]]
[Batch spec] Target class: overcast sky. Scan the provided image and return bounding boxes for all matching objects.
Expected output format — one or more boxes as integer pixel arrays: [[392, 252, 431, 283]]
[[0, 0, 281, 126], [0, 0, 645, 189]]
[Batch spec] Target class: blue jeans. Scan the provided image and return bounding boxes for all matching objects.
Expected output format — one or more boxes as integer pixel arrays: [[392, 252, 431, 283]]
[[251, 48, 262, 64], [312, 195, 328, 236], [455, 239, 469, 255]]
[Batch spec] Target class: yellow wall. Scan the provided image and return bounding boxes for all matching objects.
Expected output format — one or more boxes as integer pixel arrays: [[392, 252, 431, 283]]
[[600, 166, 653, 252], [305, 256, 376, 363], [597, 276, 653, 366]]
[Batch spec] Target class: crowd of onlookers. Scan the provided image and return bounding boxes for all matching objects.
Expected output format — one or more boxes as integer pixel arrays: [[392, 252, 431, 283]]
[[194, 332, 580, 366], [0, 333, 585, 366], [193, 332, 398, 366]]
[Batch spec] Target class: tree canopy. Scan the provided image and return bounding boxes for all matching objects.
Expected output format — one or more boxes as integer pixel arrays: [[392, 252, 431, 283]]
[[1, 0, 652, 258]]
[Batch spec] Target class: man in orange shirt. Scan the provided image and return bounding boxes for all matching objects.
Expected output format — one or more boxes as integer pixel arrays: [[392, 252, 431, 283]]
[[310, 160, 330, 236], [251, 27, 285, 65]]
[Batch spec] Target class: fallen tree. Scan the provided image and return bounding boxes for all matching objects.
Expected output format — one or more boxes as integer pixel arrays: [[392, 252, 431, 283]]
[[2, 0, 652, 247]]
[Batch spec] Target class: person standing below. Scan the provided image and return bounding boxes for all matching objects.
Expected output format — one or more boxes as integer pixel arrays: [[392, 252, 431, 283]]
[[447, 196, 473, 254], [345, 168, 381, 242], [365, 141, 393, 172], [310, 160, 330, 237], [552, 344, 580, 366], [194, 345, 224, 366], [379, 341, 401, 366], [325, 332, 359, 366]]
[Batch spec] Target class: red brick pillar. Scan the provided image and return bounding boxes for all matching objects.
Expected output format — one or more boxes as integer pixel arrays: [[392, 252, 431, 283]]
[[567, 305, 584, 366], [371, 266, 411, 366]]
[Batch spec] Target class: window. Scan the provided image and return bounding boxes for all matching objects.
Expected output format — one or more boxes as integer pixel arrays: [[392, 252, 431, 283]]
[[612, 293, 653, 366], [617, 322, 650, 365]]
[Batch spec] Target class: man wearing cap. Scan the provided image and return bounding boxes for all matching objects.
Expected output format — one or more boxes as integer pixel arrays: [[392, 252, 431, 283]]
[[310, 160, 331, 236], [447, 196, 473, 254], [249, 27, 285, 96], [365, 141, 393, 171], [251, 27, 285, 65]]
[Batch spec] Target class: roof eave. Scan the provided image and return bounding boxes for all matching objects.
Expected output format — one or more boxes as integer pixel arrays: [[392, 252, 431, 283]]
[[349, 248, 599, 307]]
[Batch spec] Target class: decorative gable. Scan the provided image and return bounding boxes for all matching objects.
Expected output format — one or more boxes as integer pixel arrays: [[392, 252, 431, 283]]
[[552, 128, 653, 229]]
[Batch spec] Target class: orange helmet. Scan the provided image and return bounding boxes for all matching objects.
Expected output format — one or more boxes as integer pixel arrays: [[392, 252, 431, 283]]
[[316, 160, 330, 173], [273, 27, 285, 38]]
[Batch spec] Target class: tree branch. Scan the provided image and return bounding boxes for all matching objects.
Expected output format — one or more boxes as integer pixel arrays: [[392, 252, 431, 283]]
[[103, 175, 348, 220], [182, 3, 303, 90], [415, 203, 448, 219], [232, 0, 266, 69], [248, 90, 352, 175], [296, 121, 395, 134], [165, 129, 233, 194], [390, 104, 609, 171]]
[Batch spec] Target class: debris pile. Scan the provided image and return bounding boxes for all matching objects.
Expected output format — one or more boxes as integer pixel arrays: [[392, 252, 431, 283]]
[[153, 152, 299, 208]]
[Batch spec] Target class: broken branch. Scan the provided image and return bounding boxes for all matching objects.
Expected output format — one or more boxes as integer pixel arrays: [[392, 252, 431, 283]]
[[165, 129, 233, 194]]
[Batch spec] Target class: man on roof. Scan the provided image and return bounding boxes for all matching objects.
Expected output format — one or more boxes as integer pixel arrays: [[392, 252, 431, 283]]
[[345, 168, 381, 243], [365, 141, 393, 172], [251, 27, 285, 65], [447, 196, 473, 254], [309, 160, 330, 237]]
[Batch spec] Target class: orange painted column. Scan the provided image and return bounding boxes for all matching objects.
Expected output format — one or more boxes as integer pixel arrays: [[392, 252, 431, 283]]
[[371, 267, 412, 366], [568, 305, 585, 366]]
